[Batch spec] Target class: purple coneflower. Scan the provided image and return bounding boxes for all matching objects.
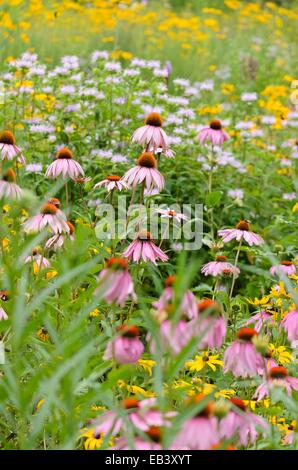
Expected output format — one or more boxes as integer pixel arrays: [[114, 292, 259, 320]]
[[219, 398, 268, 446], [24, 248, 51, 271], [0, 168, 23, 200], [94, 257, 136, 306], [123, 231, 168, 265], [94, 175, 127, 192], [270, 261, 296, 277], [132, 112, 169, 151], [45, 147, 84, 179], [201, 255, 240, 278], [173, 395, 219, 450], [45, 221, 75, 251], [153, 275, 197, 320], [156, 207, 187, 222], [0, 130, 25, 164], [196, 299, 226, 349], [198, 120, 229, 146], [281, 310, 298, 343], [223, 328, 263, 378], [122, 152, 164, 192], [23, 200, 69, 234], [104, 325, 144, 364], [243, 310, 274, 332], [253, 367, 298, 400], [218, 220, 264, 246]]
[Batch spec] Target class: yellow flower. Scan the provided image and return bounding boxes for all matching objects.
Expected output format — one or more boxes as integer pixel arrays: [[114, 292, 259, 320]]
[[185, 352, 223, 372], [269, 344, 292, 365], [270, 282, 290, 299], [292, 202, 298, 213], [45, 270, 58, 280], [90, 405, 106, 412], [81, 429, 104, 450], [137, 359, 156, 376], [221, 83, 235, 95], [3, 204, 10, 213], [215, 389, 236, 399], [117, 380, 155, 397], [36, 399, 45, 410], [89, 308, 100, 318], [1, 237, 10, 252], [247, 295, 271, 307]]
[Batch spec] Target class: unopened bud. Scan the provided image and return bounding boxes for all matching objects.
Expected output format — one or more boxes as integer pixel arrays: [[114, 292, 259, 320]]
[[252, 335, 270, 357], [213, 399, 231, 419]]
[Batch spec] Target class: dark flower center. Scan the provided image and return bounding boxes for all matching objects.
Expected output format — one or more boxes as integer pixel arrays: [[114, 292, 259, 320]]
[[145, 112, 163, 127], [137, 152, 157, 168], [165, 275, 176, 287], [42, 203, 58, 215], [198, 298, 219, 315], [3, 168, 16, 183], [269, 366, 288, 379], [281, 261, 293, 266], [0, 130, 15, 145], [118, 325, 140, 338], [0, 290, 9, 301], [146, 426, 162, 443], [216, 255, 227, 262], [47, 197, 60, 208], [66, 221, 75, 235], [56, 147, 73, 159], [106, 257, 128, 270], [210, 120, 222, 130], [121, 397, 140, 409], [230, 397, 246, 412], [237, 327, 257, 341], [107, 175, 121, 181], [236, 220, 250, 231], [137, 230, 152, 241], [192, 394, 213, 417]]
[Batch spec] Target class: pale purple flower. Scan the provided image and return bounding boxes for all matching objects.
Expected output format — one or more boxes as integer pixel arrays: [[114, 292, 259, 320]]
[[198, 120, 229, 146], [281, 310, 298, 343], [149, 319, 195, 356], [156, 207, 187, 222], [24, 252, 51, 270], [228, 189, 244, 200], [243, 310, 274, 333], [0, 306, 8, 321], [122, 152, 164, 192], [104, 325, 144, 364], [46, 147, 84, 180], [45, 221, 75, 251], [173, 414, 219, 450], [123, 232, 168, 265], [253, 367, 298, 400], [241, 92, 258, 102], [0, 169, 23, 200], [23, 202, 69, 234], [220, 398, 268, 445], [153, 275, 197, 320], [132, 113, 169, 151], [270, 262, 296, 277], [224, 328, 263, 378], [94, 175, 127, 192], [218, 220, 264, 246], [0, 130, 25, 164], [201, 256, 240, 278], [94, 257, 136, 306]]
